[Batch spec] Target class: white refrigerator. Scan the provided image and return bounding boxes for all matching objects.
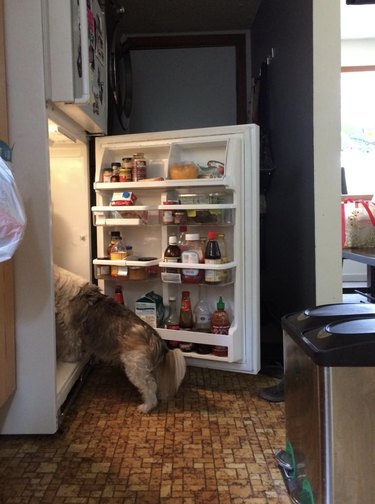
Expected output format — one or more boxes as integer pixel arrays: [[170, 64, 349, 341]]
[[2, 0, 259, 435]]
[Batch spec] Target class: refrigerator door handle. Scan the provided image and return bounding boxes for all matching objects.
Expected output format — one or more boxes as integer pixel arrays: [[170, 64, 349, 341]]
[[74, 0, 90, 104]]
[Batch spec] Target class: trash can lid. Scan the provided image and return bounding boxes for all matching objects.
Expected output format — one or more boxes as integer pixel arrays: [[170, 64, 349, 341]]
[[282, 303, 375, 335], [301, 317, 375, 366]]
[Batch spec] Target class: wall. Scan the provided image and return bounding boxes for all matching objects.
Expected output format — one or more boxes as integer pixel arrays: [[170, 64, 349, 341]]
[[251, 0, 342, 327], [341, 39, 375, 65], [128, 46, 237, 133]]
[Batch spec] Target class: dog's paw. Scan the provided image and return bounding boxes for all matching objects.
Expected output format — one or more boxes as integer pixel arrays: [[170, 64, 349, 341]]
[[137, 402, 157, 414]]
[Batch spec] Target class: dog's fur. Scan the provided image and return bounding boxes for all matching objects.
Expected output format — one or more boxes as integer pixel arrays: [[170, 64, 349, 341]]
[[54, 264, 186, 413]]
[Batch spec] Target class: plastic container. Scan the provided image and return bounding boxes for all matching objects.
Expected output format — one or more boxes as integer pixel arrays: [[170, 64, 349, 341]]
[[110, 235, 127, 277], [181, 233, 205, 283], [194, 297, 212, 355]]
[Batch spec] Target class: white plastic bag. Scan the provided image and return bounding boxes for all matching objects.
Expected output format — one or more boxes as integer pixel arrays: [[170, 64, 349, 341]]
[[0, 156, 26, 262]]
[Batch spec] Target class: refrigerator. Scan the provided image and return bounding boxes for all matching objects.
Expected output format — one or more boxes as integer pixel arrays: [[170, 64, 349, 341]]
[[1, 0, 259, 435]]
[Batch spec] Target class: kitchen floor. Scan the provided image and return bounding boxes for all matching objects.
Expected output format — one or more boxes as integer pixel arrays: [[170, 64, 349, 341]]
[[0, 362, 288, 504]]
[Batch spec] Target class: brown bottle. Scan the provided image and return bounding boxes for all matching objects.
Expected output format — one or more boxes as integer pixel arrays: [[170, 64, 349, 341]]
[[163, 236, 181, 274], [179, 290, 195, 352]]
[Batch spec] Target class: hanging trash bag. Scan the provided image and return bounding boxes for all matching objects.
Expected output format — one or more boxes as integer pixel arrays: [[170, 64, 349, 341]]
[[0, 156, 26, 262]]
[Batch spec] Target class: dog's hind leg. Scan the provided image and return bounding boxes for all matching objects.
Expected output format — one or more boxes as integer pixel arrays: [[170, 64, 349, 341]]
[[120, 352, 158, 413]]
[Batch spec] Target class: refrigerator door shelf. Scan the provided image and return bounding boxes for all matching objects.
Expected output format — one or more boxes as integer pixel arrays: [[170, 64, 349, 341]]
[[159, 325, 239, 363], [159, 261, 236, 270], [92, 205, 152, 226], [94, 177, 235, 190], [93, 258, 160, 267]]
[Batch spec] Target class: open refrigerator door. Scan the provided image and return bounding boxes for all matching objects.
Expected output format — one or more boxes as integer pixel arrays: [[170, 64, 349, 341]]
[[93, 124, 260, 373]]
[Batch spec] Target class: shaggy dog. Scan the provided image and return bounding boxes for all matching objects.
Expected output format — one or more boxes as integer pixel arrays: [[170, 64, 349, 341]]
[[54, 264, 186, 413]]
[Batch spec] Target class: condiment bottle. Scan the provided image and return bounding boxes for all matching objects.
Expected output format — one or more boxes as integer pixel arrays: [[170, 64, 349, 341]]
[[110, 162, 121, 182], [181, 233, 204, 283], [120, 157, 133, 182], [132, 152, 147, 181], [102, 167, 113, 182], [204, 230, 221, 284], [107, 231, 121, 256], [193, 295, 212, 355], [110, 235, 127, 277], [163, 236, 181, 273], [179, 290, 195, 352], [211, 296, 230, 357], [114, 285, 124, 304], [165, 296, 180, 348], [217, 233, 229, 283]]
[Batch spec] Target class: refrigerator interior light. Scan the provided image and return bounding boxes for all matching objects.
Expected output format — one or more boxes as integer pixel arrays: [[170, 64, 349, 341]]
[[48, 120, 77, 144]]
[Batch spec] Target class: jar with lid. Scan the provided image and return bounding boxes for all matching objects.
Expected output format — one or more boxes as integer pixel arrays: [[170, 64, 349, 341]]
[[102, 167, 113, 182], [110, 235, 127, 277], [132, 152, 147, 181], [181, 233, 205, 283], [107, 230, 121, 256], [120, 157, 133, 182], [162, 200, 178, 224], [111, 162, 121, 182]]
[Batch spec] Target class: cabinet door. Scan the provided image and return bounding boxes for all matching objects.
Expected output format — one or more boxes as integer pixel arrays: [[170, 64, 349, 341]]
[[0, 0, 16, 407]]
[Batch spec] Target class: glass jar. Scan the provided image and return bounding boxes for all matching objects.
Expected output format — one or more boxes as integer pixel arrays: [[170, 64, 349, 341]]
[[132, 152, 147, 181]]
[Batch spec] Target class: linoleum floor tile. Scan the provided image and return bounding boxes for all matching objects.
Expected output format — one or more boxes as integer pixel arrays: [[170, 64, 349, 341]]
[[0, 363, 288, 503]]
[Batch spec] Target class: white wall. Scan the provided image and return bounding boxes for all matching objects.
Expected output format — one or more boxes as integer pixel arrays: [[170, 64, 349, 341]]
[[313, 0, 343, 305], [342, 39, 375, 66]]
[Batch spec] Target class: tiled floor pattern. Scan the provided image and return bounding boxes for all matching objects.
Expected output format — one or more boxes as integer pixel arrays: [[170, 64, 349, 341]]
[[0, 363, 289, 503]]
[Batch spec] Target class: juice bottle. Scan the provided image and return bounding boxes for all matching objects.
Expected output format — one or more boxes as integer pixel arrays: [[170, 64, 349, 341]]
[[211, 296, 230, 357], [110, 235, 127, 277], [106, 231, 121, 256]]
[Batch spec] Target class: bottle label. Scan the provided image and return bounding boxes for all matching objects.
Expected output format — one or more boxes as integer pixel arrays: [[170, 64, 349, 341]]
[[166, 324, 180, 330], [180, 299, 192, 311], [181, 250, 200, 276], [211, 324, 230, 335], [204, 259, 221, 283]]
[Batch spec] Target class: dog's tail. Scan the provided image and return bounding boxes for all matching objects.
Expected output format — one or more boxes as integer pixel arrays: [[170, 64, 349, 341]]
[[154, 348, 186, 402]]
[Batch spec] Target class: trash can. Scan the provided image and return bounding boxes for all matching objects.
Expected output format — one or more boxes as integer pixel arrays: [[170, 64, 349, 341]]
[[277, 303, 375, 504]]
